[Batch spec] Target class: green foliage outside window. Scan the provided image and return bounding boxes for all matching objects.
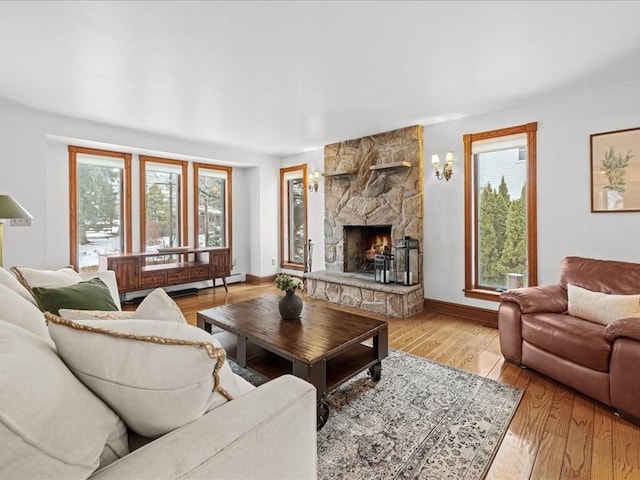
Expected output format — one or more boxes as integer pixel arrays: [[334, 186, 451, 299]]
[[77, 163, 121, 246], [198, 176, 225, 247], [478, 177, 526, 289]]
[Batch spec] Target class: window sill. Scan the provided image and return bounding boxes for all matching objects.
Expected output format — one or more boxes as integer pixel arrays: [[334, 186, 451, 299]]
[[464, 288, 502, 302], [281, 263, 305, 272]]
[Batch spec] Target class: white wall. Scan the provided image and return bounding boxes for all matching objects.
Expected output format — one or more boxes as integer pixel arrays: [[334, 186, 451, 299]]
[[3, 76, 639, 307], [424, 78, 640, 311], [0, 96, 281, 277]]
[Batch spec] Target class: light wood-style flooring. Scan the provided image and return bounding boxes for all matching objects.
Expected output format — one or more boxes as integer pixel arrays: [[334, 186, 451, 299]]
[[170, 283, 640, 480]]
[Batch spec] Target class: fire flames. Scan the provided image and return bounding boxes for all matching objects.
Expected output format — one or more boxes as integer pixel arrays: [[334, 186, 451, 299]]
[[365, 235, 390, 259]]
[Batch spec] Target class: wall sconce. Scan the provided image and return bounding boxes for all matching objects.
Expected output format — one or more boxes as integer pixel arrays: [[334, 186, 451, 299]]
[[431, 152, 454, 181], [307, 171, 320, 192]]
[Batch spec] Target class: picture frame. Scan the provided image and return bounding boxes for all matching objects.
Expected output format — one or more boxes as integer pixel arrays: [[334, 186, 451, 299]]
[[590, 127, 640, 212]]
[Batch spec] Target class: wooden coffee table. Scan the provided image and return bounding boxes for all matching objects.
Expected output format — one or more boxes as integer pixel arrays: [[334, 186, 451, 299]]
[[197, 294, 388, 428]]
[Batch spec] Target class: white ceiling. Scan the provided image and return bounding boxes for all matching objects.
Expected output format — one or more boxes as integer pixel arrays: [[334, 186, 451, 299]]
[[1, 1, 640, 157]]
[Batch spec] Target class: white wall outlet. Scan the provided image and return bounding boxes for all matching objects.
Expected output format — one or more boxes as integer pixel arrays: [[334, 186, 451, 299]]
[[10, 218, 31, 227], [272, 258, 276, 265], [232, 258, 237, 266]]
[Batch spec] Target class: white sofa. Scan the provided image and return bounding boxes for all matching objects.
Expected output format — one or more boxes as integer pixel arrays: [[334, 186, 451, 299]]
[[0, 267, 317, 480]]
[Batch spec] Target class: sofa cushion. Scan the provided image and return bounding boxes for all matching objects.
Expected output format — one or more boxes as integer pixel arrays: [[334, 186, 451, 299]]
[[58, 309, 134, 320], [0, 319, 128, 479], [79, 270, 123, 311], [11, 265, 82, 295], [521, 312, 611, 372], [568, 283, 640, 326], [0, 283, 52, 344], [132, 288, 188, 323], [0, 266, 36, 305], [46, 314, 240, 437], [32, 277, 119, 315]]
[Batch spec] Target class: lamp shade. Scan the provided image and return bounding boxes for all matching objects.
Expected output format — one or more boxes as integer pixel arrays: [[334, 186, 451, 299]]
[[431, 154, 440, 166], [0, 195, 33, 219], [445, 152, 454, 164]]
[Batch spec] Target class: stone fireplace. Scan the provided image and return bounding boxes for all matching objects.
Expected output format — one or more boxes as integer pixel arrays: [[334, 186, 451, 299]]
[[305, 125, 424, 318]]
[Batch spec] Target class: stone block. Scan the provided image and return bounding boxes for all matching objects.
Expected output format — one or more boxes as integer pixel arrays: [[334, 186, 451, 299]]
[[326, 283, 342, 303], [360, 300, 388, 315], [340, 285, 363, 307]]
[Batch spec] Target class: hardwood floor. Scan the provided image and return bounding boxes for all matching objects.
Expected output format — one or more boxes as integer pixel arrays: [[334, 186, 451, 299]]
[[172, 283, 640, 480]]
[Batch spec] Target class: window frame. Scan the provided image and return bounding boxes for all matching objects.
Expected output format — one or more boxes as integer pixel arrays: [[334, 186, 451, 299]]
[[139, 155, 188, 252], [463, 122, 538, 301], [68, 145, 132, 270], [193, 163, 233, 252], [279, 164, 308, 271]]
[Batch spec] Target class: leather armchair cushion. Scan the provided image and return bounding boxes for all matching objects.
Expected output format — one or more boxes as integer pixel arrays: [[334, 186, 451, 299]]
[[559, 256, 640, 295], [522, 312, 611, 372]]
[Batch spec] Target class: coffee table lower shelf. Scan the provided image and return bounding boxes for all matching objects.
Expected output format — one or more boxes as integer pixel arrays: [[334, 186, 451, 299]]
[[214, 331, 382, 396]]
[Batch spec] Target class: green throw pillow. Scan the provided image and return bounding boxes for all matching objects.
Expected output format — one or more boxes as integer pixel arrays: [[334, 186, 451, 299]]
[[32, 277, 118, 315]]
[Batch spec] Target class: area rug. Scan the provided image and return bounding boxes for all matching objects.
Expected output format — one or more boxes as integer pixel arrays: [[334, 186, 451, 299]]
[[228, 349, 523, 480]]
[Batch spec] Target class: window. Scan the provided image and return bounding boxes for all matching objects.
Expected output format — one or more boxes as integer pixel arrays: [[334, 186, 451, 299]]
[[139, 156, 188, 251], [464, 122, 537, 300], [193, 163, 232, 248], [68, 146, 132, 272], [280, 165, 307, 270]]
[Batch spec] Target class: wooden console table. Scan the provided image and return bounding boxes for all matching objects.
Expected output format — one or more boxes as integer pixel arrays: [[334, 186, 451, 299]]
[[99, 247, 231, 294]]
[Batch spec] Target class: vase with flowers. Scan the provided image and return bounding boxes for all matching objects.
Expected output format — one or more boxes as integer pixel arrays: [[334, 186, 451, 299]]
[[274, 273, 304, 320]]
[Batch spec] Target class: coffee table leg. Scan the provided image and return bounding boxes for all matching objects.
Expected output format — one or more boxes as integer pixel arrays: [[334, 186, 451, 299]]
[[236, 335, 247, 368], [317, 400, 329, 430], [368, 362, 382, 381]]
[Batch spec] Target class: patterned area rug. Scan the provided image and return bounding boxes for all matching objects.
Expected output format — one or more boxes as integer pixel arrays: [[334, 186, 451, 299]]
[[228, 349, 522, 480]]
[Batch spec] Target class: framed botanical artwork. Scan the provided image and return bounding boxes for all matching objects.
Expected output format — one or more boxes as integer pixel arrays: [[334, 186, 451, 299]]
[[591, 127, 640, 212]]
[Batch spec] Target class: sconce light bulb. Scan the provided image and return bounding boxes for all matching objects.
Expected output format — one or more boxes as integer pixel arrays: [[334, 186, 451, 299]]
[[445, 152, 454, 165]]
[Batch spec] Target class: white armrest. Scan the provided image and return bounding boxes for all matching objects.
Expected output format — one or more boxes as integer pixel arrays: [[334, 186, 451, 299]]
[[90, 375, 317, 480]]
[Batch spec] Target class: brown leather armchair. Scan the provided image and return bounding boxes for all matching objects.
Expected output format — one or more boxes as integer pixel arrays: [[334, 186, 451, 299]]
[[498, 256, 640, 424]]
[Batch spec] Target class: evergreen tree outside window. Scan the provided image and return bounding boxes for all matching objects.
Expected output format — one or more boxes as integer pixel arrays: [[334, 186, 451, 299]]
[[194, 163, 231, 249], [288, 178, 305, 264], [140, 156, 187, 253], [68, 146, 132, 272], [464, 123, 538, 301]]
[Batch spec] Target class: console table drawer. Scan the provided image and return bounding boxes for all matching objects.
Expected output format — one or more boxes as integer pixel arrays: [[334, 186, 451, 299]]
[[189, 265, 211, 281], [140, 271, 167, 288], [167, 270, 191, 284]]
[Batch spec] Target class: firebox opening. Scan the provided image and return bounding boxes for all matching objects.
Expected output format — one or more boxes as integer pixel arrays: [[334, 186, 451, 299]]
[[343, 225, 392, 274]]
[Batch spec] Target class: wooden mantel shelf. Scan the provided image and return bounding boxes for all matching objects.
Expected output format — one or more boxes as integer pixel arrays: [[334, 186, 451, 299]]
[[323, 171, 354, 177], [369, 161, 411, 171]]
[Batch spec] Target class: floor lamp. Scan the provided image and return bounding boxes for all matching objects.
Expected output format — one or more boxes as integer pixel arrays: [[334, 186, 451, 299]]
[[0, 195, 33, 268]]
